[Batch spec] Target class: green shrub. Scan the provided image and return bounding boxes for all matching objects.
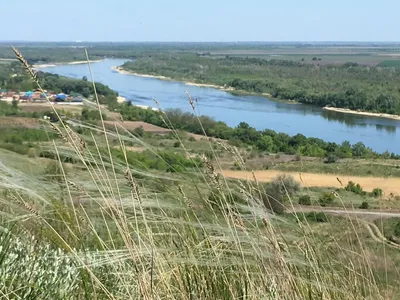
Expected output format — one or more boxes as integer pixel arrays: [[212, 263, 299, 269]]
[[173, 141, 181, 148], [324, 153, 338, 164], [394, 222, 400, 237], [306, 212, 329, 223], [298, 195, 311, 206], [188, 136, 196, 142], [263, 174, 301, 214], [359, 201, 369, 209], [132, 126, 145, 137], [370, 188, 383, 198], [345, 181, 365, 196], [268, 174, 301, 197], [319, 192, 335, 207]]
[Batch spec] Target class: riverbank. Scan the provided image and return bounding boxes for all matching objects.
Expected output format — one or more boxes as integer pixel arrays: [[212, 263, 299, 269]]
[[117, 96, 126, 103], [33, 59, 105, 69], [111, 66, 235, 90], [323, 106, 400, 121], [111, 66, 285, 102]]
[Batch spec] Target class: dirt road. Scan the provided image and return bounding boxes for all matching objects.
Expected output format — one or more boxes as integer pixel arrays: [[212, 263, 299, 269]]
[[221, 170, 400, 195]]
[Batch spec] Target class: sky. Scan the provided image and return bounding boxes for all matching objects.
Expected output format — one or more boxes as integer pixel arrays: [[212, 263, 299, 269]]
[[1, 0, 400, 42]]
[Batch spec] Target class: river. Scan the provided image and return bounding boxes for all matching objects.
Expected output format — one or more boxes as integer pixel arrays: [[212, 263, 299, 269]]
[[40, 58, 400, 154]]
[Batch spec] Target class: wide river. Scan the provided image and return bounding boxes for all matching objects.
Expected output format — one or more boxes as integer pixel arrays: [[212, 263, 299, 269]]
[[41, 58, 400, 154]]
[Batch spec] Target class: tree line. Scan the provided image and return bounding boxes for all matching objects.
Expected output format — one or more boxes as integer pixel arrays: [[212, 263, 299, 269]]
[[118, 105, 398, 159]]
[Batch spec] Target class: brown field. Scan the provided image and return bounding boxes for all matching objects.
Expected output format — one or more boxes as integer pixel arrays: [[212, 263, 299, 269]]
[[221, 170, 400, 196], [104, 120, 212, 141], [0, 117, 40, 128], [104, 121, 172, 134], [19, 103, 83, 113]]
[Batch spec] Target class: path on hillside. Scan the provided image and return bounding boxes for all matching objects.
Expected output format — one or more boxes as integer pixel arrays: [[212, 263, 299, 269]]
[[221, 170, 400, 195], [290, 206, 400, 250], [289, 207, 400, 219]]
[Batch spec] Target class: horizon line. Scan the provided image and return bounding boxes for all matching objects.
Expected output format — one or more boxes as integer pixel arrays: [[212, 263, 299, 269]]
[[2, 40, 400, 44]]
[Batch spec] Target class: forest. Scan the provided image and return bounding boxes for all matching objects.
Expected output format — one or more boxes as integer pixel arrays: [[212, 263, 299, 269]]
[[122, 54, 400, 114]]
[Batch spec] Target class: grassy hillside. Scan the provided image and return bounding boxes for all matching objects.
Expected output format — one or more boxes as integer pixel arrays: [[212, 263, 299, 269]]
[[0, 104, 399, 298], [1, 49, 400, 298]]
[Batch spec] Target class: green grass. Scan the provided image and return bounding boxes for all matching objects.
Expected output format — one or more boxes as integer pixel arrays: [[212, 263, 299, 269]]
[[377, 60, 400, 68]]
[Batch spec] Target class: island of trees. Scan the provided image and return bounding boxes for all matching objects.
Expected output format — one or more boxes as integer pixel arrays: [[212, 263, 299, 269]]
[[122, 54, 400, 115]]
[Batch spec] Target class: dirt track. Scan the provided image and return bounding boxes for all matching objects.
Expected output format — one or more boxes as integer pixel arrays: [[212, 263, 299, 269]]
[[221, 170, 400, 196]]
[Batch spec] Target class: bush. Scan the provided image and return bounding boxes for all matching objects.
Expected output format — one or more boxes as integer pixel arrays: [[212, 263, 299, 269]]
[[268, 174, 301, 197], [307, 212, 329, 223], [319, 192, 335, 207], [370, 188, 383, 198], [263, 174, 301, 214], [173, 141, 181, 148], [345, 181, 365, 195], [27, 148, 37, 158], [359, 201, 369, 209], [298, 195, 311, 206], [324, 153, 338, 164], [394, 222, 400, 237], [132, 126, 144, 137], [188, 136, 196, 142]]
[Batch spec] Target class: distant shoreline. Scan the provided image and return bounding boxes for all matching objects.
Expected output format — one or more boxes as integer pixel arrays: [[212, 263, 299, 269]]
[[33, 59, 105, 69], [111, 66, 227, 89], [323, 106, 400, 121], [110, 66, 278, 100]]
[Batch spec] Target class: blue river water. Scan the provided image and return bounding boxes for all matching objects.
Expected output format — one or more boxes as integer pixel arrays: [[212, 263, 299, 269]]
[[40, 59, 400, 154]]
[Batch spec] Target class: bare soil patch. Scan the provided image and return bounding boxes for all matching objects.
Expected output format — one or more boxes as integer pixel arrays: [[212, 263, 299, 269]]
[[19, 103, 83, 114], [104, 121, 172, 134]]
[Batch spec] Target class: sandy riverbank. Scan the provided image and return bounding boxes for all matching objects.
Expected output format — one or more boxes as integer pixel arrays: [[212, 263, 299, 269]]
[[323, 106, 400, 121], [111, 66, 229, 90], [117, 96, 126, 103], [33, 59, 104, 69]]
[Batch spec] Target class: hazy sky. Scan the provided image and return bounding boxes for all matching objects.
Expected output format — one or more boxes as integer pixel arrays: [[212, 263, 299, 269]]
[[2, 0, 399, 42]]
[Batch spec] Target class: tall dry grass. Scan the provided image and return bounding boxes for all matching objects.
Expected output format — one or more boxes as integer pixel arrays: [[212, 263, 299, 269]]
[[0, 48, 394, 299]]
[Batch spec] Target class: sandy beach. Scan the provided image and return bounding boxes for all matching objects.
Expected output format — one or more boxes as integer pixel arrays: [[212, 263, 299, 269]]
[[323, 106, 400, 121], [33, 59, 104, 69], [117, 96, 126, 103], [111, 66, 227, 90]]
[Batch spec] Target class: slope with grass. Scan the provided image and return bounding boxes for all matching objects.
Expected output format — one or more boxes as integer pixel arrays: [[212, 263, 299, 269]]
[[1, 47, 400, 298]]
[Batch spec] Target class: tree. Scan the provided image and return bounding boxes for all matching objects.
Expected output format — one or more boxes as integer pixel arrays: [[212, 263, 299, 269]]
[[256, 135, 274, 152], [82, 76, 88, 81], [352, 142, 367, 157]]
